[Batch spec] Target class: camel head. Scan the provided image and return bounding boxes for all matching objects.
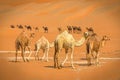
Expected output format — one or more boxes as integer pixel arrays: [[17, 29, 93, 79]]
[[84, 32, 89, 39], [101, 35, 110, 47], [86, 27, 94, 32], [86, 27, 95, 36], [102, 35, 110, 41]]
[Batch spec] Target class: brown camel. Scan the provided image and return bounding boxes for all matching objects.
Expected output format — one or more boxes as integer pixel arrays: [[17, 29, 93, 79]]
[[15, 31, 35, 62], [25, 25, 32, 31], [10, 25, 15, 28], [86, 33, 110, 65], [57, 27, 62, 33], [54, 30, 89, 69], [42, 26, 48, 33], [17, 25, 23, 29]]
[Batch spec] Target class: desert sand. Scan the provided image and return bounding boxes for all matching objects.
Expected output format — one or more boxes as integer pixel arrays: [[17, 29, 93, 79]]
[[0, 0, 120, 80]]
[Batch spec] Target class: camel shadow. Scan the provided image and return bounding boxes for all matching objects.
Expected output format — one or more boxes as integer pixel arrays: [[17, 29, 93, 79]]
[[44, 66, 54, 68], [8, 59, 30, 63], [44, 65, 72, 69], [75, 63, 94, 66], [78, 64, 89, 66], [8, 60, 21, 63]]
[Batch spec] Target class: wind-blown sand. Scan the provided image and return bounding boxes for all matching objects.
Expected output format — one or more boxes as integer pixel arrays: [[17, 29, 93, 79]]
[[0, 0, 120, 80]]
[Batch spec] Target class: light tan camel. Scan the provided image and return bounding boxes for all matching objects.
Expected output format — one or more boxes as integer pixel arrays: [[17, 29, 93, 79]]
[[15, 31, 35, 62], [54, 30, 89, 69], [34, 36, 54, 61], [86, 34, 110, 65]]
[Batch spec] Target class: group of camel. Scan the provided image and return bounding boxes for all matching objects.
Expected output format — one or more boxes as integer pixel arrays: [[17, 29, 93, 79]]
[[58, 26, 82, 34], [15, 27, 110, 69], [10, 25, 34, 31], [11, 25, 83, 34], [67, 26, 82, 34], [10, 25, 48, 32]]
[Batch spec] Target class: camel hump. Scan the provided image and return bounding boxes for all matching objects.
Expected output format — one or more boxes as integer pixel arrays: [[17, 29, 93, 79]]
[[37, 36, 49, 44], [41, 36, 46, 39], [62, 30, 68, 34], [41, 36, 48, 41], [61, 30, 75, 41]]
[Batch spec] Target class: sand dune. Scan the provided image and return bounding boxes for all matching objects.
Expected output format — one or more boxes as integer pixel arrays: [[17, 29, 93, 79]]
[[0, 0, 120, 80]]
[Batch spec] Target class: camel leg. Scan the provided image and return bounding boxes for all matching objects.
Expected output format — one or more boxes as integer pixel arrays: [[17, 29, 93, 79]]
[[54, 49, 61, 69], [35, 45, 40, 60], [54, 52, 59, 68], [27, 46, 32, 61], [21, 47, 26, 62], [61, 53, 68, 67], [70, 48, 75, 69], [42, 49, 45, 60], [91, 51, 95, 58], [35, 49, 40, 60], [86, 53, 92, 66], [95, 51, 99, 65], [56, 52, 61, 69], [91, 50, 96, 64], [15, 49, 18, 62], [54, 52, 57, 68], [86, 47, 92, 66], [45, 48, 49, 62], [61, 49, 69, 67]]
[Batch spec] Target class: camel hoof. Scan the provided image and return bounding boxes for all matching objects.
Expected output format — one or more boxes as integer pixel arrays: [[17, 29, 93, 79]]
[[23, 60, 26, 62], [26, 59, 29, 62], [58, 66, 62, 69], [88, 63, 92, 66], [45, 60, 49, 62], [54, 66, 57, 68], [60, 64, 63, 68], [14, 60, 18, 62], [72, 66, 75, 69]]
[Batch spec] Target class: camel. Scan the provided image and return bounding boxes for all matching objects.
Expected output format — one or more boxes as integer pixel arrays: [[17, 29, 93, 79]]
[[17, 25, 23, 29], [15, 31, 35, 62], [34, 27, 39, 31], [86, 27, 94, 32], [72, 26, 77, 33], [76, 26, 82, 34], [42, 26, 48, 33], [34, 36, 54, 61], [25, 25, 32, 31], [57, 27, 62, 33], [67, 26, 72, 33], [10, 25, 15, 28], [54, 30, 89, 69], [86, 34, 110, 65]]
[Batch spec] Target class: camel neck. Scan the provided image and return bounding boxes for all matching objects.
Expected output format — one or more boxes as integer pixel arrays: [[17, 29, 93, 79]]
[[100, 39, 106, 48], [75, 37, 85, 47]]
